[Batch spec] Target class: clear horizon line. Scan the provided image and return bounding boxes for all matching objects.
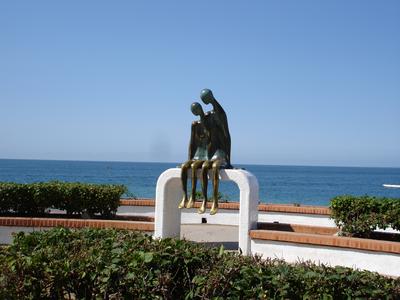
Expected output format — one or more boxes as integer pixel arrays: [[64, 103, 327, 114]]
[[0, 157, 399, 169]]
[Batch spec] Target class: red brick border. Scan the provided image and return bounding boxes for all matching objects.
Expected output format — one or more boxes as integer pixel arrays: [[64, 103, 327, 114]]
[[0, 217, 154, 232], [250, 229, 400, 254], [258, 204, 330, 215], [2, 216, 398, 254], [257, 222, 338, 235], [120, 199, 331, 215], [120, 198, 155, 207]]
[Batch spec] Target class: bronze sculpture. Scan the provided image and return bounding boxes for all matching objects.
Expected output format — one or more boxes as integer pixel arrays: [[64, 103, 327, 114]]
[[179, 102, 210, 210], [179, 89, 232, 215], [200, 89, 232, 169]]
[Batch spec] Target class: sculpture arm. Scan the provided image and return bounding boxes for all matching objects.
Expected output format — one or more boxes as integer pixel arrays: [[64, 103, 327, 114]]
[[188, 122, 197, 160], [212, 101, 232, 166], [221, 118, 229, 142], [212, 101, 230, 143]]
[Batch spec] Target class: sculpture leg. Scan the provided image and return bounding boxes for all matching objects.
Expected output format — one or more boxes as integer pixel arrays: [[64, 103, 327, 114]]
[[179, 160, 192, 209], [187, 160, 204, 208], [199, 161, 212, 214], [210, 160, 222, 215]]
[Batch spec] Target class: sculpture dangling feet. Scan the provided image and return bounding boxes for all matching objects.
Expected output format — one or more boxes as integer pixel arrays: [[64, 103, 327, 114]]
[[178, 196, 187, 209], [186, 194, 195, 209], [198, 200, 206, 214], [210, 200, 218, 215]]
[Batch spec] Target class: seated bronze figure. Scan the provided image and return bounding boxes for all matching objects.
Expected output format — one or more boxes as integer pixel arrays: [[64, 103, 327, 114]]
[[179, 102, 210, 210], [179, 89, 232, 215]]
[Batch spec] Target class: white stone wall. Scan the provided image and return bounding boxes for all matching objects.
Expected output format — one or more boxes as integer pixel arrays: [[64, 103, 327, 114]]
[[251, 239, 400, 277]]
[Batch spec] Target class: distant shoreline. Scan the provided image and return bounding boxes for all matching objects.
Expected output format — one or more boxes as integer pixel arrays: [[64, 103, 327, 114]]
[[1, 159, 400, 205], [1, 158, 399, 170]]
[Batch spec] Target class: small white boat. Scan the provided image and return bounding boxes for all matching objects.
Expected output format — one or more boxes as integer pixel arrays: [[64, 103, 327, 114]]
[[383, 184, 400, 189]]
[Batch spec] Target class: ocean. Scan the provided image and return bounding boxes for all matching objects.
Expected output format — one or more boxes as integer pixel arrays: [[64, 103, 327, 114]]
[[0, 159, 399, 206]]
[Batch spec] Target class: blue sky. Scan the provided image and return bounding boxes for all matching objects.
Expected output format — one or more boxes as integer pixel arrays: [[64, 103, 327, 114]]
[[0, 1, 399, 167]]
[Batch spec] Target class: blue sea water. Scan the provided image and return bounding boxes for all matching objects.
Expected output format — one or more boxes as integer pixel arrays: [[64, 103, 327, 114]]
[[0, 159, 400, 206]]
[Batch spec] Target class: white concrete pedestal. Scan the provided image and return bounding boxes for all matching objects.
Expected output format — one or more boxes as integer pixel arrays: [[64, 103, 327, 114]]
[[154, 168, 259, 255]]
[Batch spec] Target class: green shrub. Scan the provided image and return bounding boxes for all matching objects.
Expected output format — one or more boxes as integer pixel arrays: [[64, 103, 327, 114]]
[[0, 182, 17, 213], [330, 195, 400, 237], [0, 228, 399, 299], [194, 190, 227, 201], [0, 181, 126, 217]]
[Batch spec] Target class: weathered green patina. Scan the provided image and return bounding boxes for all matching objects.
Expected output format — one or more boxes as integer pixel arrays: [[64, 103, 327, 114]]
[[179, 89, 232, 215]]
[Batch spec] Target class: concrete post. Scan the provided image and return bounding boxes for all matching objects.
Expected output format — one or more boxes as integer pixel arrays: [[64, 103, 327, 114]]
[[154, 168, 259, 255]]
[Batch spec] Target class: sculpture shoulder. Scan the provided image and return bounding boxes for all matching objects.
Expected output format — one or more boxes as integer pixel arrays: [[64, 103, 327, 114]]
[[192, 121, 207, 133], [192, 120, 201, 126], [212, 100, 227, 115], [205, 111, 214, 116], [205, 110, 222, 125], [205, 111, 217, 121]]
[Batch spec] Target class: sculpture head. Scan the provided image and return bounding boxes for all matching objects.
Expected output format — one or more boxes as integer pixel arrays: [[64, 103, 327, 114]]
[[200, 88, 215, 104], [191, 102, 204, 116]]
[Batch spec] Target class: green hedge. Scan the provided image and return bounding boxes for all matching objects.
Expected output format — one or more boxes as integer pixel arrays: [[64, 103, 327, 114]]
[[0, 228, 399, 299], [330, 195, 400, 237], [0, 181, 126, 217]]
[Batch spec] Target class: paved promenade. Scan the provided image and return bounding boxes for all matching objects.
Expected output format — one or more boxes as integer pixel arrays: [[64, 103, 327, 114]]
[[181, 224, 239, 250]]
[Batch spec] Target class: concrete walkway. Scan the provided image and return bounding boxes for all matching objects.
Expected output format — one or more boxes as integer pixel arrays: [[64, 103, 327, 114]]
[[181, 224, 239, 250]]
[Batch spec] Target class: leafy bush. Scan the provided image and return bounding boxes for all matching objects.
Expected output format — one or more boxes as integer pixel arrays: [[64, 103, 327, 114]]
[[0, 228, 399, 299], [0, 181, 126, 217], [330, 195, 400, 237], [194, 190, 227, 201]]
